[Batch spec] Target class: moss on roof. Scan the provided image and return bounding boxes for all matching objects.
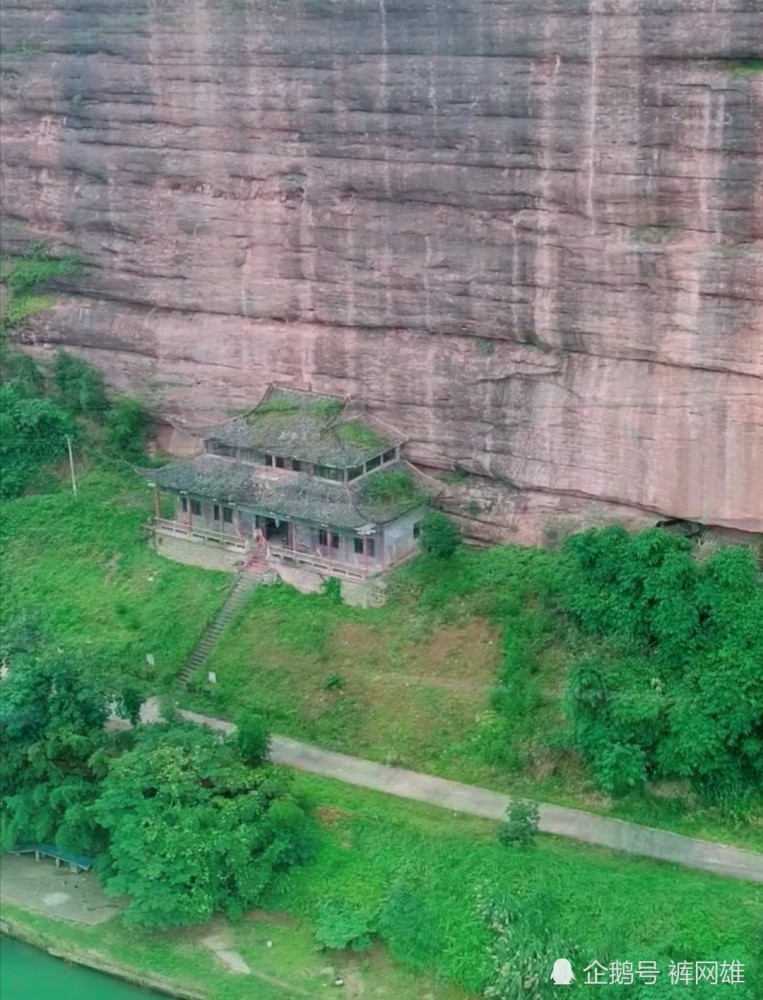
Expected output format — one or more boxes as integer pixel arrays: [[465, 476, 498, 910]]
[[204, 387, 403, 468], [144, 457, 434, 530]]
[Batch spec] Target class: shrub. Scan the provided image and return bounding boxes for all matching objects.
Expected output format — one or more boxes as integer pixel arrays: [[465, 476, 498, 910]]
[[323, 673, 344, 691], [420, 511, 461, 560], [106, 397, 150, 458], [0, 382, 74, 498], [314, 900, 375, 952], [52, 350, 109, 418], [236, 710, 271, 767], [377, 881, 443, 970], [497, 799, 540, 849]]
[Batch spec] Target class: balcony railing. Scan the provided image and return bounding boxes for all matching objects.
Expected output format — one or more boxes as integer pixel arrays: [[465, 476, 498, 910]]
[[266, 543, 372, 583], [153, 517, 249, 552]]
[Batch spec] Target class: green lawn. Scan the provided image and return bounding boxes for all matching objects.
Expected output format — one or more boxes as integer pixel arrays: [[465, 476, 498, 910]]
[[0, 463, 229, 692]]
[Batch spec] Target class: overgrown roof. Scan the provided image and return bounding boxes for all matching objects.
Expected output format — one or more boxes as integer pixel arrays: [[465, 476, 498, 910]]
[[145, 457, 435, 529], [204, 386, 405, 468]]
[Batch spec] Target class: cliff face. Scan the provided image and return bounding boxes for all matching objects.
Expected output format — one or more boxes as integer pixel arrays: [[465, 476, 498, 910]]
[[2, 0, 762, 540]]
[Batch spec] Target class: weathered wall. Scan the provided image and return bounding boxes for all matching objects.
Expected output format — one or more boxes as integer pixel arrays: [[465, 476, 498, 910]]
[[1, 0, 761, 540]]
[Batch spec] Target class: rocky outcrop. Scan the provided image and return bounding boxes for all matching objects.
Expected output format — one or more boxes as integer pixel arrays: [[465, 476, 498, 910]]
[[1, 0, 761, 540]]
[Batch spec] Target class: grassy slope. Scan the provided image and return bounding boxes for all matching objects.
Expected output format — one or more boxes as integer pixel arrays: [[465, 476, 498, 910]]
[[3, 776, 760, 998], [0, 465, 229, 692], [184, 549, 763, 850], [3, 463, 760, 848]]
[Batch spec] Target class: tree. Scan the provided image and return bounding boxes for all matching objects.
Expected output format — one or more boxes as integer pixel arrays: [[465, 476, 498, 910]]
[[0, 657, 112, 854], [0, 381, 74, 498], [561, 528, 763, 805], [94, 722, 316, 928], [420, 511, 461, 560], [106, 398, 150, 459], [52, 351, 109, 418]]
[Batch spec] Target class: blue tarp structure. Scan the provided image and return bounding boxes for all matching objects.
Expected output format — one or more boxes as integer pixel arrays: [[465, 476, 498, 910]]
[[12, 843, 94, 871]]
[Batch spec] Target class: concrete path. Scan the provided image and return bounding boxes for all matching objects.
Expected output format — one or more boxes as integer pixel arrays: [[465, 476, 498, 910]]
[[174, 707, 763, 884], [0, 854, 123, 925]]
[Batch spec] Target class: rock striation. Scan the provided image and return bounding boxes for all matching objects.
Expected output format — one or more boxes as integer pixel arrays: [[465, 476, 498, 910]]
[[1, 0, 761, 541]]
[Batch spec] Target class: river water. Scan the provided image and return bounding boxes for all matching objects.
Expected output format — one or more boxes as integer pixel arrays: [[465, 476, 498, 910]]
[[0, 936, 164, 999]]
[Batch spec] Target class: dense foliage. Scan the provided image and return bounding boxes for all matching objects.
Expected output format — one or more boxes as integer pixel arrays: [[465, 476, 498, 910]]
[[420, 510, 461, 559], [559, 527, 763, 803], [0, 348, 150, 497], [0, 655, 315, 928], [0, 656, 115, 855], [96, 723, 316, 928]]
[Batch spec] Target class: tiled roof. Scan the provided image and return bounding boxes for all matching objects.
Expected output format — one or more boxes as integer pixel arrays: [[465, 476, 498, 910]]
[[144, 456, 434, 529], [203, 386, 405, 468]]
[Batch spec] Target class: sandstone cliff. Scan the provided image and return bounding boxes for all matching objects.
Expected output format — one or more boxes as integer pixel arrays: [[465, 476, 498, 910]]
[[1, 0, 761, 541]]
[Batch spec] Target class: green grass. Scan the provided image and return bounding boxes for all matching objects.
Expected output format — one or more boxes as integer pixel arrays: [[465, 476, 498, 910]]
[[4, 777, 760, 999], [4, 455, 761, 852], [271, 775, 763, 994], [0, 463, 229, 692], [183, 547, 763, 851]]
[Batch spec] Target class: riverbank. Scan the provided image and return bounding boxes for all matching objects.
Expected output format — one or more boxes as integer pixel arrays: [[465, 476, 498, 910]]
[[0, 912, 203, 1000], [0, 836, 470, 1000]]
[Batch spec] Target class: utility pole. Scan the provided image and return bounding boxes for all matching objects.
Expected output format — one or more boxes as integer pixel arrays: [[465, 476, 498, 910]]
[[66, 435, 78, 498]]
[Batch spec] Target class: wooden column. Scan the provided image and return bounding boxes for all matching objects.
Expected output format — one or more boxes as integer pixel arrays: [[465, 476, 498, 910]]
[[154, 487, 161, 518]]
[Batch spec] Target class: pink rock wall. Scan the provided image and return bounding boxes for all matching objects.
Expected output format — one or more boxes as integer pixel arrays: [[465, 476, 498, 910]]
[[1, 0, 761, 539]]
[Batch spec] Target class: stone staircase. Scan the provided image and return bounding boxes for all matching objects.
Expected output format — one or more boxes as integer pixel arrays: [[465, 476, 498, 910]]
[[177, 563, 264, 689]]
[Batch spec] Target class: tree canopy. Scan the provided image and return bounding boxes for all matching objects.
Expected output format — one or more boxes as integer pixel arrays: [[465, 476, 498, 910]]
[[560, 527, 763, 802], [95, 722, 316, 928]]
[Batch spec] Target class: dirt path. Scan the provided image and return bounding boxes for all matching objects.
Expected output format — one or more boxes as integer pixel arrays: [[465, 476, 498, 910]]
[[169, 704, 763, 884]]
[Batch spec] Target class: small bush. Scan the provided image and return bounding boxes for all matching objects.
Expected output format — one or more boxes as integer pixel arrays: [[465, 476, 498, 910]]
[[420, 511, 461, 560], [324, 673, 344, 691], [497, 799, 540, 849], [314, 901, 375, 952], [236, 710, 271, 767], [322, 576, 342, 604]]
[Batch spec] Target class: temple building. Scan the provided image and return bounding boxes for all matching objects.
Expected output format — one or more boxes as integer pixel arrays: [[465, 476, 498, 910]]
[[144, 386, 438, 603]]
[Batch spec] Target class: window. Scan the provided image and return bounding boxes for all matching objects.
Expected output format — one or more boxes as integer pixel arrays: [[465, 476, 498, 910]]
[[365, 455, 381, 472], [413, 521, 421, 540], [347, 466, 363, 481], [265, 453, 274, 466], [181, 497, 188, 513], [190, 499, 202, 516], [222, 506, 233, 524], [382, 448, 397, 464], [315, 465, 343, 481], [213, 504, 220, 521], [318, 529, 328, 547], [354, 536, 375, 557], [239, 448, 259, 463], [292, 459, 302, 472], [330, 532, 339, 550], [275, 456, 285, 469]]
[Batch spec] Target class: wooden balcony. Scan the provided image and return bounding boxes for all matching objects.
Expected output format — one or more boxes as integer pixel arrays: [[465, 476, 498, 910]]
[[266, 543, 372, 583], [153, 517, 249, 553]]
